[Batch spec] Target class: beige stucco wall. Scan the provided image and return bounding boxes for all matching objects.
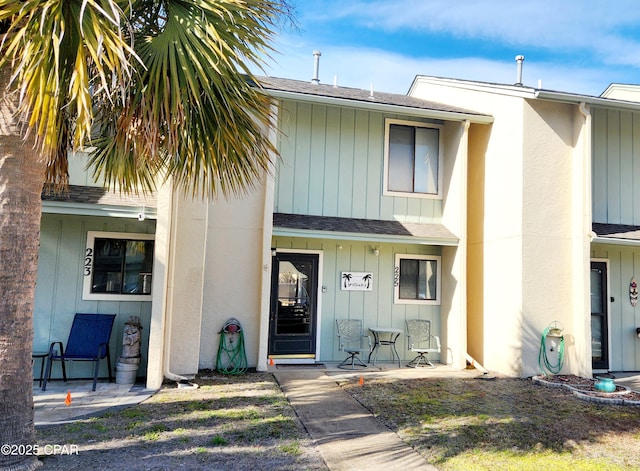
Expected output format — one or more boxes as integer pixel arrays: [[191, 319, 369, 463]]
[[163, 193, 208, 375], [479, 95, 525, 376], [570, 105, 593, 377], [198, 183, 269, 370], [411, 80, 526, 376], [147, 181, 172, 389], [466, 123, 490, 365], [410, 78, 591, 377], [145, 177, 270, 387], [521, 100, 590, 377], [440, 120, 469, 369]]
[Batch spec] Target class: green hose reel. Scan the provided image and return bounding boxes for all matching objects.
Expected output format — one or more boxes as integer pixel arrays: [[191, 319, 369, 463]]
[[538, 321, 565, 375], [216, 318, 248, 375]]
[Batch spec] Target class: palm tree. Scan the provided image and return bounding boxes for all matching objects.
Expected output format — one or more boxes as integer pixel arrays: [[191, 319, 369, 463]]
[[342, 273, 352, 289], [0, 1, 290, 469], [362, 273, 372, 289]]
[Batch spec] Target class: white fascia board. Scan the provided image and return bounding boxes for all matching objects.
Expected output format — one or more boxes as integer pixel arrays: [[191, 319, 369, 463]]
[[409, 76, 538, 99], [265, 89, 493, 125], [592, 236, 640, 247], [42, 201, 157, 219], [272, 227, 459, 246], [411, 76, 640, 113], [535, 90, 640, 112]]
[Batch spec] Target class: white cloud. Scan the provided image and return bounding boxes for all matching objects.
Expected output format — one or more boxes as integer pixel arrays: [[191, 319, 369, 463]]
[[301, 0, 640, 68], [256, 1, 640, 97]]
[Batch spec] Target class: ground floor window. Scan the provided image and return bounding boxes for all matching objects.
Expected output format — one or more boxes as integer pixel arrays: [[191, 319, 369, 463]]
[[83, 231, 154, 301], [394, 254, 441, 305]]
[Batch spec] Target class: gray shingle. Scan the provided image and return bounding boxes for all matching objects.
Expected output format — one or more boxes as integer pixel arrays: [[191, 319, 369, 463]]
[[256, 76, 488, 117], [42, 185, 156, 208], [273, 212, 456, 240], [593, 222, 640, 240]]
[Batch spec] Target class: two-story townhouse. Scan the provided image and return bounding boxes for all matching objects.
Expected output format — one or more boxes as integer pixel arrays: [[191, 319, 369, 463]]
[[141, 77, 493, 388], [410, 75, 640, 378], [33, 76, 493, 389], [43, 72, 640, 388]]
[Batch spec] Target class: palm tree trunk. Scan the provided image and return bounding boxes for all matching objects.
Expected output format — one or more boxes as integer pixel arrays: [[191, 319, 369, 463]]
[[0, 63, 46, 471]]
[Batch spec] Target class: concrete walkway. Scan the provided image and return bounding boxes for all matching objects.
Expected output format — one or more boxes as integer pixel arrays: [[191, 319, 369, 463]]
[[33, 380, 154, 426], [273, 367, 439, 471]]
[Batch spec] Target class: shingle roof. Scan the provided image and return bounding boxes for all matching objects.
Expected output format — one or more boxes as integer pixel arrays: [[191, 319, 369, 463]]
[[593, 223, 640, 240], [42, 185, 156, 208], [273, 212, 457, 242], [256, 76, 489, 118]]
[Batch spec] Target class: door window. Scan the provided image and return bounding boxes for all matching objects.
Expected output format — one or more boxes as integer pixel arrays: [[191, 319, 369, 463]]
[[590, 262, 608, 370], [268, 253, 319, 356]]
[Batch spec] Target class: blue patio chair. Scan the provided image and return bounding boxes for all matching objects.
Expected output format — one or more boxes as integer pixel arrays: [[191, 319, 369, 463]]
[[42, 313, 116, 392]]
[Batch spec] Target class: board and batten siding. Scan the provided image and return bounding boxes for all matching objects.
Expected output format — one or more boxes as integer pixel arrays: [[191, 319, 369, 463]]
[[34, 214, 156, 380], [272, 236, 442, 364], [274, 99, 444, 223], [591, 107, 640, 371], [592, 107, 640, 225], [591, 244, 640, 371]]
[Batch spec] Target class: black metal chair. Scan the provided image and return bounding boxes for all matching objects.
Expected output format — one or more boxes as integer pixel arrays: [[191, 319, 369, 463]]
[[405, 319, 441, 368], [42, 313, 116, 391], [336, 319, 371, 369]]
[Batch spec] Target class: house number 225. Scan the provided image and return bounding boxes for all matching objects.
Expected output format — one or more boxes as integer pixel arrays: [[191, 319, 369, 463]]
[[84, 248, 93, 276]]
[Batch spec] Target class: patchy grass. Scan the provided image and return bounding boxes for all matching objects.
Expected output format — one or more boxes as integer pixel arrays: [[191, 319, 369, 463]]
[[36, 370, 639, 470], [36, 372, 326, 470], [343, 376, 640, 470]]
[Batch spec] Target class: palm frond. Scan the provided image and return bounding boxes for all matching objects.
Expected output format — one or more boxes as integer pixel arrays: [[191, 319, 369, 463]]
[[0, 0, 136, 190], [2, 0, 288, 197], [91, 0, 282, 198]]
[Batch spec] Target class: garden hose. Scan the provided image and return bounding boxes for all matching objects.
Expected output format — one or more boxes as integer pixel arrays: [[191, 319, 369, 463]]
[[538, 323, 565, 375], [216, 318, 248, 375]]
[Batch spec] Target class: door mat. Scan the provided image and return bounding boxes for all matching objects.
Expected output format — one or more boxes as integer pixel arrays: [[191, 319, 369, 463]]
[[276, 364, 326, 369]]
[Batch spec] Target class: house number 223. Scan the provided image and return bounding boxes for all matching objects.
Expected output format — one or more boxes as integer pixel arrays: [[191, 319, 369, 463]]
[[84, 248, 93, 276]]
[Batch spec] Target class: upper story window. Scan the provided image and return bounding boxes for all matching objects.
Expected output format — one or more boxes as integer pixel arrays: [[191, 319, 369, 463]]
[[83, 231, 154, 301], [384, 119, 442, 198], [394, 254, 441, 305]]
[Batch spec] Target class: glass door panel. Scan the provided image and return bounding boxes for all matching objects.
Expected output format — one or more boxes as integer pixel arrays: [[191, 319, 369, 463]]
[[590, 262, 608, 370], [269, 253, 318, 356]]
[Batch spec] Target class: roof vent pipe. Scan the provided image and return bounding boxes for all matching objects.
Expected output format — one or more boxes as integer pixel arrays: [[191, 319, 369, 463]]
[[515, 55, 525, 86], [311, 50, 321, 84]]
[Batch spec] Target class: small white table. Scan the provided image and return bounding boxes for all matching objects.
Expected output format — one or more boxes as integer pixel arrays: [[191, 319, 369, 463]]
[[368, 327, 403, 367]]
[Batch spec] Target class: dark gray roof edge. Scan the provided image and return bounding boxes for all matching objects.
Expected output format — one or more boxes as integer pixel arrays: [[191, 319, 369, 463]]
[[255, 75, 490, 119], [592, 222, 640, 240], [273, 212, 456, 240], [42, 185, 156, 208]]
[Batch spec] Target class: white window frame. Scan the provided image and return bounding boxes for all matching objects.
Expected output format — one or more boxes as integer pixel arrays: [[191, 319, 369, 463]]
[[394, 253, 441, 305], [383, 118, 443, 199], [82, 231, 154, 301]]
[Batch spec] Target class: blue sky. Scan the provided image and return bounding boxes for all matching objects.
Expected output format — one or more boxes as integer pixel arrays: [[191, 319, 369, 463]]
[[260, 0, 640, 96]]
